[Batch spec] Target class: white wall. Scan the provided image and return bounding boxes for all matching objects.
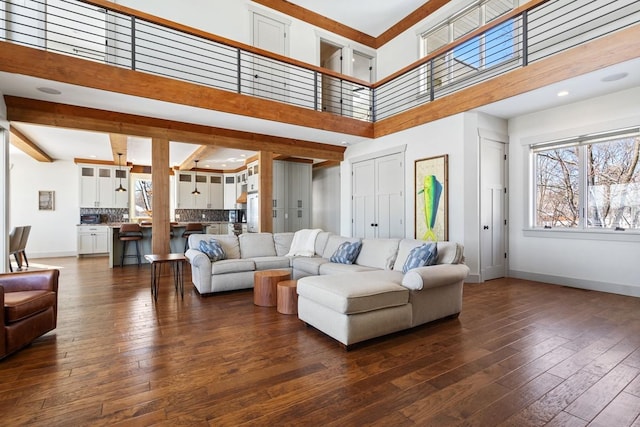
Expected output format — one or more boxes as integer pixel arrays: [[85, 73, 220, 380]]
[[9, 153, 78, 258], [508, 87, 640, 296], [312, 166, 340, 234], [341, 112, 507, 279]]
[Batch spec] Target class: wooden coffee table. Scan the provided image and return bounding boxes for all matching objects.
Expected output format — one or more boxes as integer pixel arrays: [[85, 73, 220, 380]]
[[253, 270, 290, 307]]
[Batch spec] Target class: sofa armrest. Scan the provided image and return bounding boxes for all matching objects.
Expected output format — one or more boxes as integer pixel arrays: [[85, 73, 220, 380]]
[[0, 270, 59, 293], [185, 249, 211, 268], [402, 264, 470, 291]]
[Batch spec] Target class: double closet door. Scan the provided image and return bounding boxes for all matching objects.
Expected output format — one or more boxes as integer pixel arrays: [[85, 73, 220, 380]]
[[352, 152, 404, 239]]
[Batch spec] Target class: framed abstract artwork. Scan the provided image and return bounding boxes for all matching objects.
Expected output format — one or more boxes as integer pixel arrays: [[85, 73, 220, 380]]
[[414, 155, 448, 241]]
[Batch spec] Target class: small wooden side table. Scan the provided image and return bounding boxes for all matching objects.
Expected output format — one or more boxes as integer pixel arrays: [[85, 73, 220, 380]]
[[277, 280, 298, 315], [254, 270, 290, 307], [144, 253, 187, 301]]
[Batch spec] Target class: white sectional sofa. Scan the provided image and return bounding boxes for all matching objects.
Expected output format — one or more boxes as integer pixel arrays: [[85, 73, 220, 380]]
[[185, 231, 469, 348]]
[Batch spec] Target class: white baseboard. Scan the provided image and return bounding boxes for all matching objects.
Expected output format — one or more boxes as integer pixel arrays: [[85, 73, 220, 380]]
[[509, 270, 640, 298], [29, 251, 78, 259]]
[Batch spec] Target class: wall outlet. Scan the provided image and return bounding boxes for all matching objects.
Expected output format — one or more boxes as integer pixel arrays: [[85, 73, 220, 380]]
[[122, 213, 129, 220], [175, 214, 180, 220], [202, 214, 206, 219]]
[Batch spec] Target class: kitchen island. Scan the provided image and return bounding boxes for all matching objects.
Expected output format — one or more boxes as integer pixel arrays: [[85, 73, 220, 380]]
[[107, 222, 242, 268]]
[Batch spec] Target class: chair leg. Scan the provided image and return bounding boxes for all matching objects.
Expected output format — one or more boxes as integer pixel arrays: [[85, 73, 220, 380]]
[[13, 253, 22, 271], [120, 240, 128, 267], [135, 240, 141, 266], [8, 257, 13, 272], [21, 251, 29, 267]]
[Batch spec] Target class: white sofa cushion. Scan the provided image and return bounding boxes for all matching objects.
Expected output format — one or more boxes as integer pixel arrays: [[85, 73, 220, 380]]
[[273, 232, 294, 256], [297, 270, 408, 315], [321, 235, 360, 259], [315, 232, 332, 256], [190, 234, 240, 259], [292, 256, 328, 276], [211, 258, 255, 275], [318, 262, 378, 275], [356, 239, 400, 270], [239, 233, 277, 258], [253, 256, 291, 270], [394, 240, 464, 270]]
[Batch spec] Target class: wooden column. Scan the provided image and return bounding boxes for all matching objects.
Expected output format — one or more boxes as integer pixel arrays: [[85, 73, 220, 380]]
[[258, 151, 273, 233], [151, 137, 170, 254]]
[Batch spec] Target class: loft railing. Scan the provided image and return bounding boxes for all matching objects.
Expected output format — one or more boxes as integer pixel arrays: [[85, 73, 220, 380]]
[[0, 0, 638, 123]]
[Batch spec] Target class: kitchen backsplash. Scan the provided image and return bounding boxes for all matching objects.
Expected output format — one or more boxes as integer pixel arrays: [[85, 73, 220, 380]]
[[80, 208, 232, 223]]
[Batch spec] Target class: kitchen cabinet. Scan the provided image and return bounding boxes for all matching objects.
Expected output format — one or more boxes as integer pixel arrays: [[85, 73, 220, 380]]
[[206, 223, 220, 234], [247, 161, 259, 192], [271, 161, 311, 232], [272, 160, 286, 233], [79, 165, 129, 208], [175, 171, 222, 209], [223, 173, 237, 209], [77, 225, 109, 255], [207, 174, 223, 209]]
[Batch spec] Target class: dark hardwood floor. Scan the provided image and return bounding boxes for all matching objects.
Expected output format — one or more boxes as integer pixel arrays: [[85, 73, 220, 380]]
[[1, 256, 640, 426]]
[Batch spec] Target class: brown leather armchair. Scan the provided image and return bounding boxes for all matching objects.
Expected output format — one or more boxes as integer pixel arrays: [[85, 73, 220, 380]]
[[1, 269, 59, 359]]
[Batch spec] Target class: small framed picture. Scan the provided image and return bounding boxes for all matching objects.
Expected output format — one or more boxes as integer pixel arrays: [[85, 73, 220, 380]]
[[39, 191, 55, 211]]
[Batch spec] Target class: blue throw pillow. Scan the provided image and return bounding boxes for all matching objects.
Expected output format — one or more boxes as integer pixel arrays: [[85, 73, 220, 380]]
[[402, 243, 438, 273], [330, 241, 362, 264], [199, 239, 226, 262]]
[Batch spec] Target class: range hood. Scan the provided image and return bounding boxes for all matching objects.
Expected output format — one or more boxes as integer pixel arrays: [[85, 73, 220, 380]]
[[236, 191, 247, 204]]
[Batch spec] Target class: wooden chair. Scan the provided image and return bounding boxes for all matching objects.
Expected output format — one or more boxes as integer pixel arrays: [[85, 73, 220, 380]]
[[0, 269, 59, 359]]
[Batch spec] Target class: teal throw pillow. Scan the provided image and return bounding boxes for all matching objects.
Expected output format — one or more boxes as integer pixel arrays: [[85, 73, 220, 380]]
[[199, 239, 226, 262], [330, 241, 362, 264], [402, 243, 438, 273]]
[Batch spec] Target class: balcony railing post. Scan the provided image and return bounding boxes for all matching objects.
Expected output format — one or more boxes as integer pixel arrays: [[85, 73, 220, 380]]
[[522, 11, 529, 67], [370, 87, 376, 122], [237, 48, 242, 94], [429, 60, 435, 102], [130, 16, 136, 71], [314, 71, 318, 111]]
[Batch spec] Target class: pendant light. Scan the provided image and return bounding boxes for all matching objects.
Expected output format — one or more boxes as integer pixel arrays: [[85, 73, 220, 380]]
[[191, 159, 201, 195], [115, 152, 127, 192]]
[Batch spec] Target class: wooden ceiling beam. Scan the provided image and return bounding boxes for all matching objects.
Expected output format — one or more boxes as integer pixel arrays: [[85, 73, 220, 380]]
[[9, 126, 53, 162], [5, 97, 346, 162], [109, 133, 128, 164], [178, 145, 212, 171]]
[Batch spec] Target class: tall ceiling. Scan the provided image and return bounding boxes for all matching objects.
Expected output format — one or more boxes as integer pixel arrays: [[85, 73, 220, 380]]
[[4, 1, 640, 168]]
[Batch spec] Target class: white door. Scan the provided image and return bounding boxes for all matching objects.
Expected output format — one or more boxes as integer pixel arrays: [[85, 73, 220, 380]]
[[376, 154, 404, 238], [46, 0, 106, 62], [351, 51, 373, 120], [252, 13, 288, 102], [480, 139, 507, 281], [321, 43, 343, 115], [352, 160, 376, 238]]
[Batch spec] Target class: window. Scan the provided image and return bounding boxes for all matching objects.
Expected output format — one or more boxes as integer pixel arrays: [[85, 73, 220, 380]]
[[132, 173, 152, 219], [421, 0, 515, 90], [533, 128, 640, 230]]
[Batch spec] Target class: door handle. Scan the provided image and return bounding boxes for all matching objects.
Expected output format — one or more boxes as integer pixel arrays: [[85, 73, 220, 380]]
[[483, 225, 489, 230]]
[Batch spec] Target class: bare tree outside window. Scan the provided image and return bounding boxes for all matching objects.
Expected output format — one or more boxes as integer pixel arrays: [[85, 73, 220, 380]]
[[134, 178, 152, 218], [534, 133, 640, 230]]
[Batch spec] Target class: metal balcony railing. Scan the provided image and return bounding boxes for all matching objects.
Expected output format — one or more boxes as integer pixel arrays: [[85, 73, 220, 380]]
[[0, 0, 638, 123]]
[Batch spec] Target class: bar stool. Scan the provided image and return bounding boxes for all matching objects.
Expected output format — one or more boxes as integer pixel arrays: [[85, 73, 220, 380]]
[[169, 222, 178, 252], [182, 223, 203, 252], [119, 223, 143, 267]]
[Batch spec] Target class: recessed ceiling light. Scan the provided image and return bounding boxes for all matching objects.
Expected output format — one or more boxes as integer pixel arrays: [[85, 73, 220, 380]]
[[221, 164, 227, 167], [37, 87, 61, 95], [557, 90, 569, 97], [601, 72, 628, 82], [89, 155, 96, 158]]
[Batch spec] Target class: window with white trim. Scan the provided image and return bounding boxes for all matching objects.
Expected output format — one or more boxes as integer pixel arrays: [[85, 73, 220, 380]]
[[420, 0, 516, 90], [532, 127, 640, 230]]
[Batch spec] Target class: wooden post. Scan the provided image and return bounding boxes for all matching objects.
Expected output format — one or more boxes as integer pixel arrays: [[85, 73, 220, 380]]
[[258, 151, 273, 233], [151, 137, 170, 254]]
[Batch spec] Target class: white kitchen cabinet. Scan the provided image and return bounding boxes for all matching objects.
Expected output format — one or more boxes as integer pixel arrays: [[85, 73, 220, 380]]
[[175, 172, 195, 209], [223, 174, 236, 209], [79, 165, 129, 208], [206, 223, 220, 234], [207, 174, 223, 209], [77, 225, 109, 255], [247, 161, 259, 192]]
